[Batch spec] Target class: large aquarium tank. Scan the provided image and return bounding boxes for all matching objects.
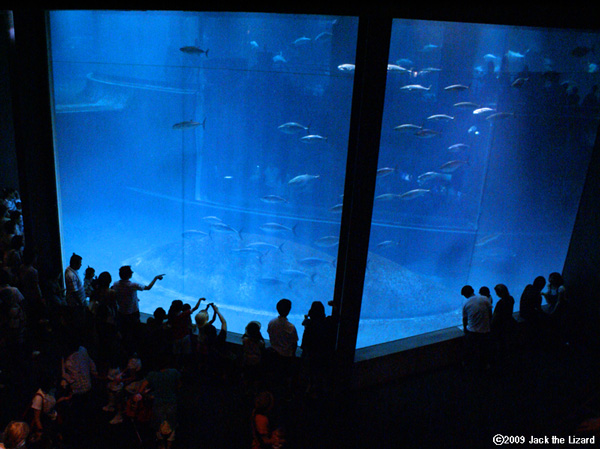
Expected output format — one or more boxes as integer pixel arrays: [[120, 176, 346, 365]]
[[48, 10, 600, 349]]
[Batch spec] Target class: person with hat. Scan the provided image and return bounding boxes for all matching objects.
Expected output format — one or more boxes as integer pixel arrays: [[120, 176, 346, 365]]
[[112, 265, 164, 349]]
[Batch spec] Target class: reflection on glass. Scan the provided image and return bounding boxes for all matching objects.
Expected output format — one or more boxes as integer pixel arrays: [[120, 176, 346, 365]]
[[358, 19, 600, 348], [50, 11, 358, 337]]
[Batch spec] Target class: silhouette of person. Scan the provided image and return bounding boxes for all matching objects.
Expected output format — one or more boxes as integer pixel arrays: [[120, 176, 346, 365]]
[[491, 283, 516, 364], [267, 298, 298, 396], [461, 285, 492, 369]]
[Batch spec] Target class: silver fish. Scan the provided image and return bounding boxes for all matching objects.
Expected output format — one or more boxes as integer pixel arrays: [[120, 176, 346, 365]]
[[418, 67, 441, 75], [329, 203, 344, 213], [246, 242, 285, 253], [172, 118, 206, 129], [300, 134, 327, 143], [511, 77, 529, 88], [259, 222, 296, 235], [377, 167, 396, 178], [337, 63, 355, 72], [261, 195, 288, 204], [376, 240, 396, 248], [439, 160, 468, 173], [293, 36, 311, 46], [375, 193, 400, 201], [387, 64, 411, 73], [444, 84, 469, 91], [180, 46, 209, 56], [288, 174, 320, 186], [398, 189, 430, 200], [400, 84, 431, 91], [278, 122, 309, 134], [448, 143, 470, 152], [473, 107, 496, 115], [202, 216, 222, 224], [427, 114, 454, 121], [298, 257, 332, 268], [417, 171, 452, 185], [415, 128, 440, 138], [209, 222, 242, 239], [453, 102, 480, 109], [314, 236, 339, 248], [485, 112, 514, 121], [273, 52, 287, 63], [394, 124, 423, 133], [314, 31, 333, 42], [475, 232, 502, 247]]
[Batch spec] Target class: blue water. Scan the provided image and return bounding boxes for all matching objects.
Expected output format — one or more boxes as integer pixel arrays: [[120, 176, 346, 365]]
[[49, 11, 600, 348]]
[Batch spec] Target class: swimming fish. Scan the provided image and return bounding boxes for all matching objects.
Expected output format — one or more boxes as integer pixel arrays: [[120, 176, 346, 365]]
[[468, 125, 480, 135], [419, 44, 439, 52], [293, 36, 311, 46], [475, 232, 502, 247], [511, 77, 529, 88], [439, 160, 468, 173], [280, 269, 315, 282], [337, 63, 355, 72], [182, 230, 208, 239], [172, 117, 206, 129], [417, 171, 452, 185], [273, 52, 287, 63], [314, 236, 339, 248], [485, 112, 514, 121], [505, 50, 527, 59], [246, 242, 285, 253], [300, 134, 327, 143], [278, 122, 310, 134], [418, 67, 441, 75], [259, 222, 297, 235], [288, 174, 320, 186], [398, 189, 430, 200], [400, 84, 431, 91], [374, 193, 400, 201], [448, 143, 469, 152], [376, 240, 396, 249], [314, 31, 333, 42], [377, 167, 396, 178], [453, 102, 480, 109], [209, 222, 242, 240], [444, 84, 469, 92], [427, 114, 454, 121], [260, 195, 288, 204], [387, 64, 411, 73], [202, 216, 222, 225], [414, 128, 440, 138], [298, 257, 333, 268], [473, 107, 496, 115], [180, 46, 209, 56], [329, 204, 344, 213], [394, 124, 423, 133]]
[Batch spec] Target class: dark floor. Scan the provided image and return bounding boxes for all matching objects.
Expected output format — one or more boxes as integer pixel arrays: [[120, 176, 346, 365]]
[[1, 321, 600, 449]]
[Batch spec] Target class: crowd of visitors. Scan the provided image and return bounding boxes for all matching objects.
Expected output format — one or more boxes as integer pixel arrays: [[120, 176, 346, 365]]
[[1, 188, 339, 449], [461, 273, 571, 371]]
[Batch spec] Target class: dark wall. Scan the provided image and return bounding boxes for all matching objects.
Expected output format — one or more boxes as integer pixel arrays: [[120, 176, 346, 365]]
[[0, 11, 18, 189]]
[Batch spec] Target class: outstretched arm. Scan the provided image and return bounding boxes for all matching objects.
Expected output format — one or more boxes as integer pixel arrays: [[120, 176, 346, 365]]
[[191, 297, 205, 313], [212, 304, 227, 332], [144, 274, 165, 291]]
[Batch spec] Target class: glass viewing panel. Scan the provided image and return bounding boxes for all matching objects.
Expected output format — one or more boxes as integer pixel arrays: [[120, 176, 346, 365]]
[[49, 11, 358, 337], [357, 19, 600, 348]]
